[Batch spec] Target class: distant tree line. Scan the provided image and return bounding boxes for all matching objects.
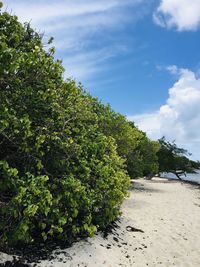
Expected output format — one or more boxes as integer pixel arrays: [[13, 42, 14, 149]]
[[157, 137, 200, 174]]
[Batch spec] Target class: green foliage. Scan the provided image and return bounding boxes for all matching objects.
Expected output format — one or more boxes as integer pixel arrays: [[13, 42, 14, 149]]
[[0, 5, 161, 247], [157, 137, 199, 173], [127, 136, 160, 177], [0, 9, 130, 246], [89, 99, 160, 178]]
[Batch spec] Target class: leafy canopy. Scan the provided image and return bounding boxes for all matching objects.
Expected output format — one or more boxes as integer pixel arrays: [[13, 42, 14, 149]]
[[89, 99, 160, 178], [0, 4, 129, 246], [0, 1, 163, 248]]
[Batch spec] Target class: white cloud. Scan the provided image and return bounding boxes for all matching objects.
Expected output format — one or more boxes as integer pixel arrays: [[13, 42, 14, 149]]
[[128, 67, 200, 160], [166, 65, 178, 75], [3, 0, 146, 81], [153, 0, 200, 31]]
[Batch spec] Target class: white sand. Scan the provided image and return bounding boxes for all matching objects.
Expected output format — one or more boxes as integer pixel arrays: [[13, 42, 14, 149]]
[[1, 178, 200, 267]]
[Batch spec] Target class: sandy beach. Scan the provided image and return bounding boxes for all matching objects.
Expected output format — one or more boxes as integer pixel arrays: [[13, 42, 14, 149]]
[[1, 178, 200, 267]]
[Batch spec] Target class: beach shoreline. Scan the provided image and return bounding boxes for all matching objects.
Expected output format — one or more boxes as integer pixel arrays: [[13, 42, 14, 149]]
[[1, 177, 200, 267]]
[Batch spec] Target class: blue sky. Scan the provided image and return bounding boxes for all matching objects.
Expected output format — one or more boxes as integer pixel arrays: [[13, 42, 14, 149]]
[[3, 0, 200, 160]]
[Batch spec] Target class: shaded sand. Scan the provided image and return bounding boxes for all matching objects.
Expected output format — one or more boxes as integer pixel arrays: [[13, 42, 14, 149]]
[[1, 178, 200, 266]]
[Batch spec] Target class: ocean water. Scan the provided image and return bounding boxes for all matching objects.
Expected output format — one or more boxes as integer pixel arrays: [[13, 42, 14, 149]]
[[184, 170, 200, 184], [162, 170, 200, 184]]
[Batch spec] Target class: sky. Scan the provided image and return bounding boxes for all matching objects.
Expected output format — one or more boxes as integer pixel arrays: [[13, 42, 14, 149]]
[[2, 0, 200, 160]]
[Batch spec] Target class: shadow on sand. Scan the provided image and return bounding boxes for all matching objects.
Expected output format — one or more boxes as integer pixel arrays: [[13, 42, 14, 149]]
[[129, 180, 164, 193], [130, 177, 200, 193]]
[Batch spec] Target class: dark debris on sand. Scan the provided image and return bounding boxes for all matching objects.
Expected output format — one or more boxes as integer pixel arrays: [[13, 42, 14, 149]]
[[0, 237, 75, 265], [102, 218, 121, 239], [0, 257, 31, 267], [126, 226, 144, 233]]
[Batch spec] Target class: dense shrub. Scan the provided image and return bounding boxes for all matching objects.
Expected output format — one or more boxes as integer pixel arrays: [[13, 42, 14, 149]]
[[0, 5, 130, 246], [89, 99, 160, 178]]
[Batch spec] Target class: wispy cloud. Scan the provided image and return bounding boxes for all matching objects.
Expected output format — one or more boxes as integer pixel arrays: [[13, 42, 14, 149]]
[[4, 0, 142, 23], [3, 0, 147, 82], [128, 67, 200, 160], [63, 45, 127, 80]]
